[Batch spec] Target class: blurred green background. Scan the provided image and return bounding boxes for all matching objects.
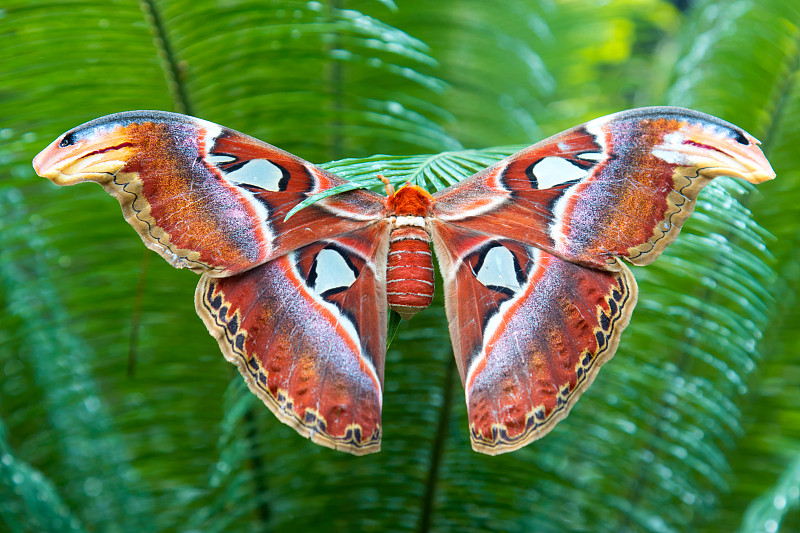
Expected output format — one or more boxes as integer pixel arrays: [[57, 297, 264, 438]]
[[1, 0, 799, 531]]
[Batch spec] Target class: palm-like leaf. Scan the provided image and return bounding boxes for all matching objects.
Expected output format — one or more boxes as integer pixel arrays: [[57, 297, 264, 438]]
[[1, 1, 798, 532]]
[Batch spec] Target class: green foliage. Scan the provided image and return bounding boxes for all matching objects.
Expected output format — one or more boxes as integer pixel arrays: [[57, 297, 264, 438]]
[[1, 0, 798, 532]]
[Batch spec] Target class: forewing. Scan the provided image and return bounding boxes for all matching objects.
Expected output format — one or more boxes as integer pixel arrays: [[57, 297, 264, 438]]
[[196, 222, 391, 455], [33, 111, 385, 276], [431, 222, 637, 455], [432, 107, 774, 271]]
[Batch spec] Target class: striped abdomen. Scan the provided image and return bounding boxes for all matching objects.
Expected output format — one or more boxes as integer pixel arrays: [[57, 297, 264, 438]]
[[386, 226, 434, 319]]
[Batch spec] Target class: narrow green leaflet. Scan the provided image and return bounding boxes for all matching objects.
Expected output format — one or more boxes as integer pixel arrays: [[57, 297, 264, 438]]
[[738, 454, 800, 533], [386, 310, 404, 349], [285, 147, 520, 220], [0, 418, 87, 533]]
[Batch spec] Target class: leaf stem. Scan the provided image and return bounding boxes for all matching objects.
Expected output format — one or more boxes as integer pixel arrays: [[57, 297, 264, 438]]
[[417, 356, 457, 533], [127, 249, 152, 378], [139, 0, 194, 115], [245, 406, 271, 529]]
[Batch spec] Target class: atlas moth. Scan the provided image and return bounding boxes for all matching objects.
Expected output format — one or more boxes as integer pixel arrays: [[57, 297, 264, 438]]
[[33, 107, 774, 455]]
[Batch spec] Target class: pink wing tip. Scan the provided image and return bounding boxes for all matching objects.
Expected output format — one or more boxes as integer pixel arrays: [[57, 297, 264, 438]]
[[32, 139, 60, 177], [749, 150, 777, 184]]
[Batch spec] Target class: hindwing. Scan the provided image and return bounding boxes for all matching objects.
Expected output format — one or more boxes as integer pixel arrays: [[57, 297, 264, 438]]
[[431, 222, 637, 453], [196, 222, 391, 454]]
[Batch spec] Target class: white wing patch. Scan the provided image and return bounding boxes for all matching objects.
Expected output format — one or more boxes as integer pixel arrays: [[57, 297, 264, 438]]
[[530, 157, 589, 189], [577, 151, 605, 162], [226, 159, 286, 191], [464, 246, 541, 395], [311, 248, 357, 295], [197, 118, 223, 155], [652, 132, 690, 165], [476, 245, 521, 292], [206, 154, 237, 165]]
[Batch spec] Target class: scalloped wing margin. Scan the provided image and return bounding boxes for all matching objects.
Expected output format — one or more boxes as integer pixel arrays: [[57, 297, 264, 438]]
[[431, 106, 774, 271], [431, 222, 638, 455], [33, 110, 386, 277], [195, 222, 391, 455]]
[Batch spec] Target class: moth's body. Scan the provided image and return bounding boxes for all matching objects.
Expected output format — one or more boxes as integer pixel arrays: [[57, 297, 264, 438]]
[[384, 184, 436, 319], [33, 107, 774, 455]]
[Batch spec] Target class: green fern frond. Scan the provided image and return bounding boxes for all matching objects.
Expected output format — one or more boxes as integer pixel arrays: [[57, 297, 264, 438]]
[[0, 0, 795, 532]]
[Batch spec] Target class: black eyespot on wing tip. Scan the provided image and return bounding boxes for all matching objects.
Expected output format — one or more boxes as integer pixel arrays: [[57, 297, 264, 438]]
[[59, 132, 76, 148], [732, 129, 751, 146]]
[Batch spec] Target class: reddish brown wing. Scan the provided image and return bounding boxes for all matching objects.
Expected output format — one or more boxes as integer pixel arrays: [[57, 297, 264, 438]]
[[432, 107, 774, 271], [431, 223, 637, 454], [33, 111, 391, 455], [429, 107, 773, 454], [33, 110, 385, 276], [195, 222, 391, 454]]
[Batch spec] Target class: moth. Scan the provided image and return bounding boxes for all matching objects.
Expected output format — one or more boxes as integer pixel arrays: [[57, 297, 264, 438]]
[[33, 107, 774, 455]]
